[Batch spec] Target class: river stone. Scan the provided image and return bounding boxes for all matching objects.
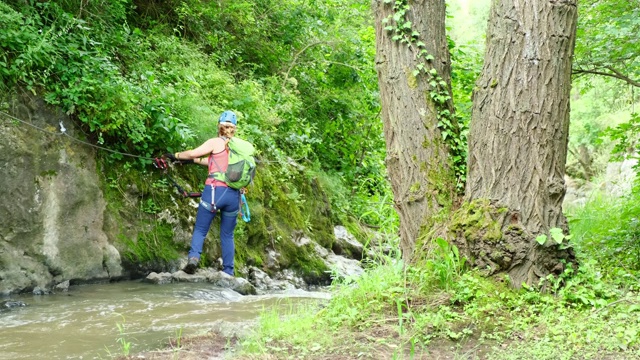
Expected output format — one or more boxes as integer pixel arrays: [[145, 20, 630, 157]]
[[248, 267, 271, 290], [324, 254, 364, 279], [203, 269, 257, 295], [173, 270, 208, 283], [266, 249, 281, 270], [145, 272, 173, 285], [332, 226, 364, 259], [248, 267, 297, 291], [274, 269, 307, 289], [231, 277, 257, 296], [54, 280, 70, 292], [32, 286, 52, 295], [168, 268, 257, 295], [1, 300, 27, 311]]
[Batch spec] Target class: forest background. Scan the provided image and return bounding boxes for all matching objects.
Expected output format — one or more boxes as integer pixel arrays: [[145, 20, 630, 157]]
[[1, 0, 640, 358]]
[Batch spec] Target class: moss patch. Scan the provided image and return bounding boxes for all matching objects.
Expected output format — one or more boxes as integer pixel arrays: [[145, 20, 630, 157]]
[[405, 66, 418, 89], [121, 222, 180, 263], [449, 199, 505, 243]]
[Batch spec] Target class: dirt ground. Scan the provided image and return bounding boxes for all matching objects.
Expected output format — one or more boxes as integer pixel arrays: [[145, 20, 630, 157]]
[[119, 325, 497, 360]]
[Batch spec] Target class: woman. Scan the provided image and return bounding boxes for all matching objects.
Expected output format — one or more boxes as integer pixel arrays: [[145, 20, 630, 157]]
[[169, 110, 240, 276]]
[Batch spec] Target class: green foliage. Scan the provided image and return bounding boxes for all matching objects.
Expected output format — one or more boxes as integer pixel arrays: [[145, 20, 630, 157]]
[[535, 227, 572, 250], [239, 176, 640, 359], [426, 238, 466, 290], [1, 0, 389, 230], [0, 0, 395, 280], [574, 0, 640, 87], [115, 316, 133, 356], [570, 0, 640, 182], [568, 77, 637, 181], [104, 314, 135, 357], [121, 222, 181, 264], [605, 112, 640, 162], [568, 187, 640, 275]]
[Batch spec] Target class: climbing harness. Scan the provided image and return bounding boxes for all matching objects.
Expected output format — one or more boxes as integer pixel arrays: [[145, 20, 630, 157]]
[[153, 157, 250, 222]]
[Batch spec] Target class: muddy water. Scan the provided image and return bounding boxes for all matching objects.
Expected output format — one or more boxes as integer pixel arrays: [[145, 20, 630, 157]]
[[0, 281, 330, 360]]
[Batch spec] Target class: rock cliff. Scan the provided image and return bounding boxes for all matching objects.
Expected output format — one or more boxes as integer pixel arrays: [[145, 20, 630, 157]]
[[0, 92, 122, 295]]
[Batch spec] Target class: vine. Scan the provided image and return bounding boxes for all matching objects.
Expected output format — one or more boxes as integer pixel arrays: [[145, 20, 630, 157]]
[[382, 0, 467, 191]]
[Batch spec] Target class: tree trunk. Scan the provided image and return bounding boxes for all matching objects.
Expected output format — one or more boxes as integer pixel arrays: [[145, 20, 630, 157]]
[[372, 0, 457, 259], [461, 0, 578, 286]]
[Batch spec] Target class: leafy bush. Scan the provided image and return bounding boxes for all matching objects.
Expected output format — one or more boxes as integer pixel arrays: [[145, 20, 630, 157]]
[[568, 188, 640, 275]]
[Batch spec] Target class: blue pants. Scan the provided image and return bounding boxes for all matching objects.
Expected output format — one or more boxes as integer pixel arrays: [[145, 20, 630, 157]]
[[188, 185, 239, 275]]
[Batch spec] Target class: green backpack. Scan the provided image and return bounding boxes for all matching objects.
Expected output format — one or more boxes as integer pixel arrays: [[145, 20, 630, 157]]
[[209, 137, 257, 189]]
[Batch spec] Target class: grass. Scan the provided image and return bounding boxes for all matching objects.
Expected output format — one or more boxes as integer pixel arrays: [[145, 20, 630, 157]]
[[233, 190, 640, 359]]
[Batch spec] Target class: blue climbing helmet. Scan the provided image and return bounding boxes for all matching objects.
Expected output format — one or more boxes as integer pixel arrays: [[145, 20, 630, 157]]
[[218, 110, 237, 126]]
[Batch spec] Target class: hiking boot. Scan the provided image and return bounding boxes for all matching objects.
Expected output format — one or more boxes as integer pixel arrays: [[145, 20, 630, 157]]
[[183, 257, 199, 274]]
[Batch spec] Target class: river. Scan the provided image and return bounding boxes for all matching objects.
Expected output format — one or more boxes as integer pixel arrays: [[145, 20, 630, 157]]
[[0, 281, 331, 359]]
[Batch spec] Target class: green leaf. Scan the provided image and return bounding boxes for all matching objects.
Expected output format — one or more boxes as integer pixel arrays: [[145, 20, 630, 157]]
[[549, 227, 565, 244], [536, 235, 548, 245]]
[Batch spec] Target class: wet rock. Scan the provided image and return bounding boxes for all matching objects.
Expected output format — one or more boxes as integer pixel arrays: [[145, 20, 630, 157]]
[[144, 272, 173, 285], [313, 241, 330, 258], [54, 280, 70, 292], [324, 254, 364, 279], [293, 236, 312, 247], [248, 267, 272, 290], [265, 249, 281, 271], [333, 226, 364, 259], [293, 234, 364, 282], [173, 270, 208, 283], [32, 287, 51, 295], [203, 269, 257, 296], [145, 268, 257, 295], [274, 269, 307, 289], [0, 93, 123, 295], [231, 277, 257, 296], [1, 300, 27, 311], [248, 267, 297, 291]]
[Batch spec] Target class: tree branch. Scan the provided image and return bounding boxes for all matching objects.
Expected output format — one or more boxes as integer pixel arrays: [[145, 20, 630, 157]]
[[282, 40, 329, 90], [573, 67, 640, 87]]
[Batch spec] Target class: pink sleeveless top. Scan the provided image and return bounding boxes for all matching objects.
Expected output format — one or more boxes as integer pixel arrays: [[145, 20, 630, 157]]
[[205, 149, 229, 187]]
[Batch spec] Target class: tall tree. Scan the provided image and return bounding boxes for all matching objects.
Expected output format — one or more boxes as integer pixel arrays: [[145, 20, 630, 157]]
[[461, 0, 578, 286], [372, 0, 461, 258]]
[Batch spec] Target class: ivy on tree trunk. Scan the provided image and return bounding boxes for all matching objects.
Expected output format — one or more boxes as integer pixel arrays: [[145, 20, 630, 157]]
[[372, 0, 458, 260], [373, 0, 578, 287]]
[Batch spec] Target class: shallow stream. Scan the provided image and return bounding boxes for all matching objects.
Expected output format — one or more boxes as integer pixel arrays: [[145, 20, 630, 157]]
[[0, 281, 330, 359]]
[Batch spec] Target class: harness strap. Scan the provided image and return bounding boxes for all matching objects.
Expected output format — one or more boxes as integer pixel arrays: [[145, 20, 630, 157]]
[[199, 200, 215, 212], [200, 201, 238, 216], [221, 210, 239, 218]]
